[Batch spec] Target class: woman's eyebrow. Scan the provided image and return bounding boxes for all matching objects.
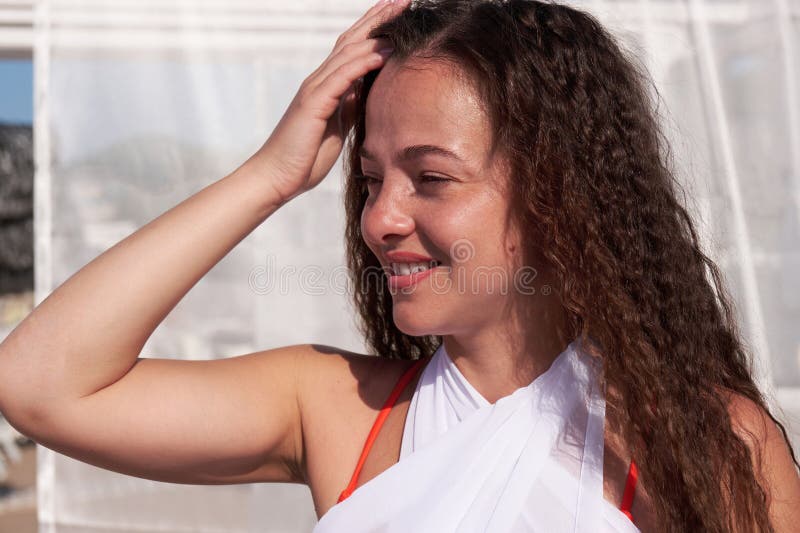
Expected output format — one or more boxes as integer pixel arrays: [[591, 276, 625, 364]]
[[359, 144, 466, 163]]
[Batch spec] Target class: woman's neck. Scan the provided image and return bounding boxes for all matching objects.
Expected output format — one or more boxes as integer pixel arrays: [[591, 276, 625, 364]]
[[442, 305, 572, 404]]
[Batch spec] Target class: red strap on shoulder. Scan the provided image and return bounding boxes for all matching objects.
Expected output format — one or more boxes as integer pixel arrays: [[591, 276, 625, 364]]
[[619, 459, 638, 521], [338, 357, 428, 503]]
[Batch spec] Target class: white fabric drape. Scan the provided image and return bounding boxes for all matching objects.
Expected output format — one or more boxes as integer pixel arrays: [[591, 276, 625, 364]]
[[31, 0, 800, 531], [314, 338, 639, 533]]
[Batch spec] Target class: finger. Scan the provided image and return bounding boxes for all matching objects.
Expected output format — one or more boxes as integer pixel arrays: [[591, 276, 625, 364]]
[[305, 2, 395, 85], [306, 1, 401, 95], [333, 2, 394, 54], [336, 75, 362, 136], [309, 37, 392, 93], [333, 1, 405, 53], [310, 49, 393, 121], [337, 84, 359, 137], [348, 0, 395, 31], [348, 0, 400, 35]]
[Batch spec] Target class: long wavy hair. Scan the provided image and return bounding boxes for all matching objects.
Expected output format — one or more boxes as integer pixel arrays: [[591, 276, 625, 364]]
[[341, 0, 797, 530]]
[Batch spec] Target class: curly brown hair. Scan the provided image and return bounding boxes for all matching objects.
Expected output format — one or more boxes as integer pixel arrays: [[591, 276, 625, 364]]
[[341, 0, 798, 530]]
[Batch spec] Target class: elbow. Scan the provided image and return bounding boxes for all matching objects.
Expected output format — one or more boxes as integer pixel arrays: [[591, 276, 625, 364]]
[[0, 352, 52, 441], [0, 398, 50, 445]]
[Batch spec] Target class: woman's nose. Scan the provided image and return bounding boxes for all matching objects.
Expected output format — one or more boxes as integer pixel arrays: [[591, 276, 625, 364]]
[[361, 182, 415, 246]]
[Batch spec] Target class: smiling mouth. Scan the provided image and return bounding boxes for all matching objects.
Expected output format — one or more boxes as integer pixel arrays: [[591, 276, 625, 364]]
[[388, 260, 442, 276]]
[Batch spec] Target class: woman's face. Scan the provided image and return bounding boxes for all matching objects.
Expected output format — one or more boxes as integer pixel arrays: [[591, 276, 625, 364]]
[[360, 58, 523, 337]]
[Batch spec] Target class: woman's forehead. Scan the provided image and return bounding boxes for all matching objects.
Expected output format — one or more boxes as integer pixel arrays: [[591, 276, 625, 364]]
[[364, 59, 492, 168]]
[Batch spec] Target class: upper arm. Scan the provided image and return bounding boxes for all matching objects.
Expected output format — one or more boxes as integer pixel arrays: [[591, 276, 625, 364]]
[[727, 394, 800, 531], [9, 344, 312, 485]]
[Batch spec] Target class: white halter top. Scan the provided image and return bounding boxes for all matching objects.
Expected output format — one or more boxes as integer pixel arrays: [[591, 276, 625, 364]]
[[314, 338, 641, 532]]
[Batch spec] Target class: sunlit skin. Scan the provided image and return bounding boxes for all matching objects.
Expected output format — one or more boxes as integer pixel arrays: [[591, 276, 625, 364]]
[[359, 57, 571, 403]]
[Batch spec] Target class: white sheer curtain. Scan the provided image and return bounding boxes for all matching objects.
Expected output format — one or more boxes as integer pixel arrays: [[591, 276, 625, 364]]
[[31, 0, 800, 531]]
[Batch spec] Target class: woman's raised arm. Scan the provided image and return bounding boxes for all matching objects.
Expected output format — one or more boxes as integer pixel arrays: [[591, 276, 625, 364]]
[[0, 0, 404, 485]]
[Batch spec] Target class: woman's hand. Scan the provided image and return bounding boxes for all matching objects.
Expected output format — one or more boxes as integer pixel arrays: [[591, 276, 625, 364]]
[[252, 0, 407, 205]]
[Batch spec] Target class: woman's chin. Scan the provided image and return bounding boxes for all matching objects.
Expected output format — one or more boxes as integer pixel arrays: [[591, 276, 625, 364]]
[[392, 308, 440, 337]]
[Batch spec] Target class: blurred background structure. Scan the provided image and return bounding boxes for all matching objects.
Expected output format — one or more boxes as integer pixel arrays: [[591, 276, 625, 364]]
[[0, 0, 799, 531], [0, 23, 36, 531]]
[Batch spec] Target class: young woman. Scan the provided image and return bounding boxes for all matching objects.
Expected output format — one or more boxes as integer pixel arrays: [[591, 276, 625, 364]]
[[0, 0, 798, 531]]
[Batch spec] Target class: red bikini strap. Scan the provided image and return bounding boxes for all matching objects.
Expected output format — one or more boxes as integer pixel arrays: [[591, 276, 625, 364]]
[[619, 459, 639, 521], [337, 357, 428, 503]]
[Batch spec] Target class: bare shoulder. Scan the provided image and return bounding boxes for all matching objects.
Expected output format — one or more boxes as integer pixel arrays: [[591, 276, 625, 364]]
[[724, 391, 795, 465], [291, 344, 419, 516], [725, 392, 800, 531], [294, 343, 418, 405], [294, 343, 420, 438]]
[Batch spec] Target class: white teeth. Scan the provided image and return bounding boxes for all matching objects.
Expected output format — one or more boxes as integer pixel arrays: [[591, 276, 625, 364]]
[[391, 261, 439, 276], [411, 263, 428, 274]]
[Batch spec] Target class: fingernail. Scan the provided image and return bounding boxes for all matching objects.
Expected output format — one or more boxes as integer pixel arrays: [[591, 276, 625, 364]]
[[378, 47, 394, 57]]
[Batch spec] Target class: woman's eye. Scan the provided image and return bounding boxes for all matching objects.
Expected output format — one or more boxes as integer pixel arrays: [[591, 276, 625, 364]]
[[419, 175, 449, 184], [354, 174, 381, 186], [353, 174, 449, 188]]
